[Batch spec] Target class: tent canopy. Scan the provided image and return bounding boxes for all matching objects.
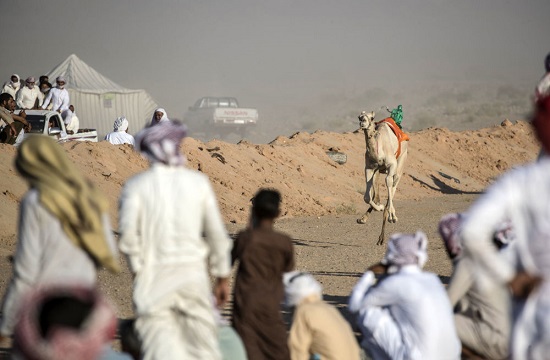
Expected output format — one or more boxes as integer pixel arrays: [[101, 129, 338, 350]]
[[46, 54, 158, 136]]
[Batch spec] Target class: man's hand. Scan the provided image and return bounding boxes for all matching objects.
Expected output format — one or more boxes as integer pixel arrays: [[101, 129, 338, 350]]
[[19, 110, 26, 119], [508, 271, 542, 299], [214, 277, 230, 308], [9, 124, 16, 137], [367, 262, 388, 275]]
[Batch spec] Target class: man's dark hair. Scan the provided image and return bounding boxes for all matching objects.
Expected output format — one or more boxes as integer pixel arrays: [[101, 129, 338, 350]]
[[120, 319, 141, 360], [38, 295, 94, 338], [252, 189, 281, 220], [0, 92, 13, 105], [39, 75, 49, 84]]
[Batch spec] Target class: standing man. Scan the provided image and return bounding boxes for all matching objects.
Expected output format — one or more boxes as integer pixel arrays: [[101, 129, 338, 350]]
[[119, 121, 232, 359], [1, 74, 20, 97], [41, 76, 70, 113], [0, 135, 119, 339], [16, 77, 43, 110], [460, 95, 550, 359]]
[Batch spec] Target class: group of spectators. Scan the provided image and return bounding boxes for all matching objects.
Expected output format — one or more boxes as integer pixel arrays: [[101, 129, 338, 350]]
[[0, 54, 549, 360], [0, 74, 80, 144]]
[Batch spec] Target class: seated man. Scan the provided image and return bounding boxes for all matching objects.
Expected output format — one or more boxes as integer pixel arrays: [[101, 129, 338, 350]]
[[349, 231, 460, 360], [439, 213, 513, 360], [62, 105, 79, 134], [284, 271, 361, 360]]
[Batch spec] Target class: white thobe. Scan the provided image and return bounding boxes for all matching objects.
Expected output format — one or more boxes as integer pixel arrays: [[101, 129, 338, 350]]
[[119, 163, 232, 360], [461, 158, 550, 359], [0, 189, 117, 336], [41, 87, 69, 112], [62, 110, 80, 133], [15, 86, 43, 109], [349, 267, 461, 360], [1, 83, 19, 98], [105, 131, 135, 145]]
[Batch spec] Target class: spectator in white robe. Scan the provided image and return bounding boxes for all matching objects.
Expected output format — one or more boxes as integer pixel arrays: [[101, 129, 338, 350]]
[[349, 231, 461, 360], [460, 95, 550, 360], [16, 77, 43, 109], [62, 105, 80, 134], [41, 76, 70, 113], [2, 74, 21, 97], [149, 107, 169, 126], [105, 116, 135, 145], [118, 120, 232, 360], [440, 213, 513, 360], [0, 136, 120, 339]]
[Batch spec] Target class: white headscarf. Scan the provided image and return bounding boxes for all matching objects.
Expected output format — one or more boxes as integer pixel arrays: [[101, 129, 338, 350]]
[[381, 231, 428, 269], [8, 74, 20, 90], [113, 116, 129, 132], [283, 271, 323, 307], [150, 107, 169, 126], [135, 121, 188, 166]]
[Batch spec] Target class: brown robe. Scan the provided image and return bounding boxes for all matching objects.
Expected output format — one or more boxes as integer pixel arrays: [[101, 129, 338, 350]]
[[231, 227, 295, 360]]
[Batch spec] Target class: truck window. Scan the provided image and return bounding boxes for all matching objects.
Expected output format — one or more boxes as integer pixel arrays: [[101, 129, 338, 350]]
[[218, 98, 230, 107], [49, 115, 62, 129], [229, 98, 238, 108], [25, 115, 46, 134], [206, 98, 219, 108]]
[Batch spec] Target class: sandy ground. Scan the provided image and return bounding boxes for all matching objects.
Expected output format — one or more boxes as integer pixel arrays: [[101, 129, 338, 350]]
[[0, 118, 539, 354]]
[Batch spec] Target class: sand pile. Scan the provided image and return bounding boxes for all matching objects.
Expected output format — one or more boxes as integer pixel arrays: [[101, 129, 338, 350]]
[[0, 120, 538, 242]]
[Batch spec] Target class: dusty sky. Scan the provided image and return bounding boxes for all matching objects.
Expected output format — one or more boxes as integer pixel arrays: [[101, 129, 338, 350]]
[[1, 0, 549, 123]]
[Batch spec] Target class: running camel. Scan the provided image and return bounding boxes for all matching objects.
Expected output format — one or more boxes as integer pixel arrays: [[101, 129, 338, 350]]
[[357, 110, 409, 245]]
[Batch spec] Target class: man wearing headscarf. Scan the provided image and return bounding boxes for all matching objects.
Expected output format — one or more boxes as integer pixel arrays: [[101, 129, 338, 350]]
[[41, 76, 70, 113], [0, 136, 119, 338], [12, 285, 118, 360], [2, 74, 21, 97], [15, 76, 43, 110], [62, 104, 80, 135], [105, 116, 135, 145], [387, 104, 403, 129], [460, 95, 550, 359], [439, 213, 513, 360], [118, 121, 232, 359], [348, 232, 460, 360], [149, 107, 169, 126], [284, 271, 361, 360]]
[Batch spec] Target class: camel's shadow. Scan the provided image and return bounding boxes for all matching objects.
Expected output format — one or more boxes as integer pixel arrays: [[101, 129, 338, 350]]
[[409, 174, 482, 195]]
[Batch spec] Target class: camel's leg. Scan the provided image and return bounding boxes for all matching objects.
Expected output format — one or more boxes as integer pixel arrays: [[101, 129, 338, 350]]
[[358, 168, 383, 224], [377, 202, 389, 246], [385, 164, 398, 223]]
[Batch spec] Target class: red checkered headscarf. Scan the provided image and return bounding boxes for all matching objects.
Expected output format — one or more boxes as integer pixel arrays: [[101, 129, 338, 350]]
[[438, 213, 464, 260], [382, 231, 428, 269], [135, 120, 188, 166]]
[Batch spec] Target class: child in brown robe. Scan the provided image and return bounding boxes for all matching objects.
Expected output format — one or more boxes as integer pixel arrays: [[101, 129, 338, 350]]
[[231, 189, 295, 360]]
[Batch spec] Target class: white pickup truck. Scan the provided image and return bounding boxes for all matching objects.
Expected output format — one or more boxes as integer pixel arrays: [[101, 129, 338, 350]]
[[15, 110, 98, 143], [184, 97, 258, 139]]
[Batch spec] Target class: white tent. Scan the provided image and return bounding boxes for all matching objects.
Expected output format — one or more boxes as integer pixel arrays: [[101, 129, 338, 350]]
[[46, 54, 158, 137]]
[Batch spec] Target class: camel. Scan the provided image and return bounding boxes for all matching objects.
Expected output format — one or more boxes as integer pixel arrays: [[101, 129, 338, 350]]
[[356, 110, 409, 245]]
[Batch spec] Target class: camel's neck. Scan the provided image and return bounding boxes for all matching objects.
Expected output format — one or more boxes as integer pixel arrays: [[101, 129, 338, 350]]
[[363, 126, 378, 153]]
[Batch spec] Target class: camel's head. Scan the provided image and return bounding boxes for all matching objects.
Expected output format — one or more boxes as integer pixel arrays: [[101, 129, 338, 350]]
[[358, 111, 375, 129]]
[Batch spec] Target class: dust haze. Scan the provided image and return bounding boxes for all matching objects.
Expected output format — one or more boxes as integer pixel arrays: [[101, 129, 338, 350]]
[[1, 0, 549, 143]]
